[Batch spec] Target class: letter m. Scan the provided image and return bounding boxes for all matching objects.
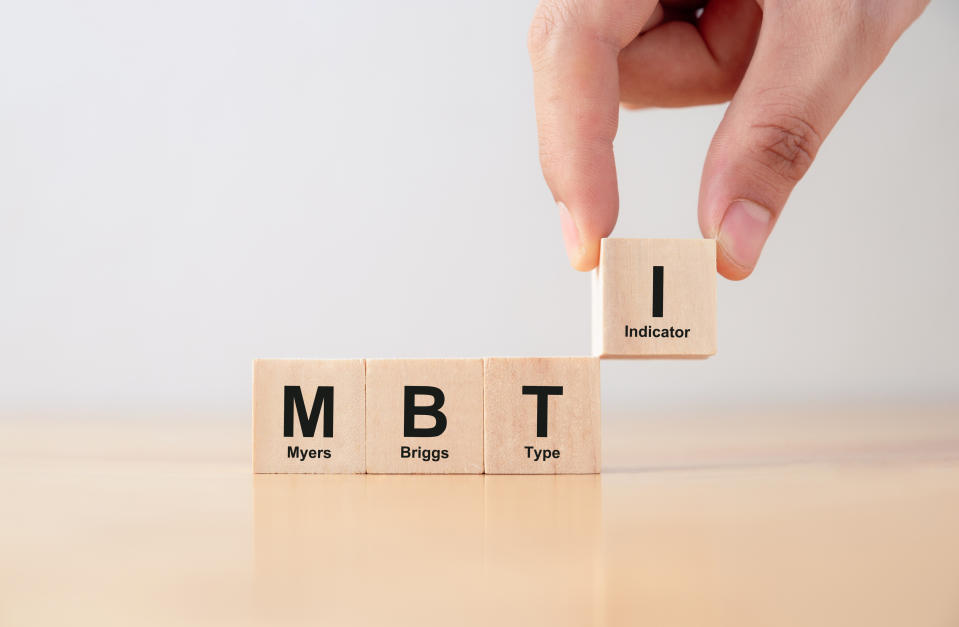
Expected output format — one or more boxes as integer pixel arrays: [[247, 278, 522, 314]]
[[283, 386, 333, 438]]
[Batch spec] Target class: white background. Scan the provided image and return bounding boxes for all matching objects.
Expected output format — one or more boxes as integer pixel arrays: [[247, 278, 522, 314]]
[[1, 1, 957, 415]]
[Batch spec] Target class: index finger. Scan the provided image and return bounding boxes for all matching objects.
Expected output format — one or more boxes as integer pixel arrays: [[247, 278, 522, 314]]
[[528, 0, 659, 271]]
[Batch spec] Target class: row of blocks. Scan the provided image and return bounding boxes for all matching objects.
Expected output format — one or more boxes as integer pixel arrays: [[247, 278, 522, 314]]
[[254, 238, 718, 474], [254, 357, 600, 474]]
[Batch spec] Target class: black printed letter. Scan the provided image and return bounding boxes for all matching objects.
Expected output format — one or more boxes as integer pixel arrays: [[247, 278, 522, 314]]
[[652, 265, 664, 318], [521, 386, 563, 437], [284, 386, 333, 438], [404, 386, 447, 437]]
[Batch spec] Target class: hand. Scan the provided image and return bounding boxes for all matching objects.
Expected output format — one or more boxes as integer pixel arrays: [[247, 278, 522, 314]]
[[528, 0, 928, 278]]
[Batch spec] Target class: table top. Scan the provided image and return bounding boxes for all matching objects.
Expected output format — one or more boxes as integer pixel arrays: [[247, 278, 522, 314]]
[[2, 405, 958, 626]]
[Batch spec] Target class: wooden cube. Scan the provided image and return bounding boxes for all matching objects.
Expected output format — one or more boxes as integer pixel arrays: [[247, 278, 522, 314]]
[[484, 357, 600, 474], [365, 358, 484, 474], [592, 238, 717, 358], [252, 359, 366, 473]]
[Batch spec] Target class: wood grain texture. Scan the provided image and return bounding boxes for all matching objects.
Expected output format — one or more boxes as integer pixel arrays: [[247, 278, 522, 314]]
[[484, 357, 600, 474], [5, 407, 959, 625], [592, 238, 717, 358], [252, 359, 365, 474], [366, 358, 484, 474]]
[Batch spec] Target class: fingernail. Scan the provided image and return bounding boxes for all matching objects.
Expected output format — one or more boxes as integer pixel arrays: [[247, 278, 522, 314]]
[[558, 201, 584, 266], [717, 200, 773, 272]]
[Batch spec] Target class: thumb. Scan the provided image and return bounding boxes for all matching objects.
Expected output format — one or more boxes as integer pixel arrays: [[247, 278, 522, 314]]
[[698, 0, 917, 280]]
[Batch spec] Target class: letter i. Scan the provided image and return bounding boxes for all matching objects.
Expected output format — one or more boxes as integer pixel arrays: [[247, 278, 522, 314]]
[[652, 266, 664, 318]]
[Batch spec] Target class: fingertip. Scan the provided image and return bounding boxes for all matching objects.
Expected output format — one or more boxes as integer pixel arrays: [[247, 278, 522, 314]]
[[569, 239, 600, 272], [559, 201, 601, 271], [715, 199, 773, 281], [716, 246, 753, 280]]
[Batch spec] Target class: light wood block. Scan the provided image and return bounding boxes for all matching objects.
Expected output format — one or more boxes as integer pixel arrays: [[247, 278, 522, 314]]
[[252, 359, 366, 473], [484, 357, 600, 474], [366, 358, 484, 474], [592, 238, 717, 358]]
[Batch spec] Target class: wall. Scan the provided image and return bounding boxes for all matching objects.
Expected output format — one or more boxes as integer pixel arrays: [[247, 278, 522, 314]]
[[1, 1, 957, 414]]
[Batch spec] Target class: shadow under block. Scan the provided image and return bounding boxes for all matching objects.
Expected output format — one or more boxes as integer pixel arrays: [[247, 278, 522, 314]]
[[592, 238, 717, 358], [365, 359, 484, 474], [484, 357, 601, 474], [252, 359, 366, 474]]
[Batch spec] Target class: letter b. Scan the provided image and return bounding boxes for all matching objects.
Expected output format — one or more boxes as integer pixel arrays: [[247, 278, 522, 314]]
[[404, 386, 447, 437]]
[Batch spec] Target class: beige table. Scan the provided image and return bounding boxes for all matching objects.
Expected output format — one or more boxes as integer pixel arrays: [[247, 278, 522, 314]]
[[2, 405, 958, 626]]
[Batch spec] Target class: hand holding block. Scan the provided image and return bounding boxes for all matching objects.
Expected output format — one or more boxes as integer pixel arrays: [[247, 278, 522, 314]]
[[592, 238, 717, 358], [366, 359, 484, 474], [253, 359, 366, 473], [484, 357, 600, 474]]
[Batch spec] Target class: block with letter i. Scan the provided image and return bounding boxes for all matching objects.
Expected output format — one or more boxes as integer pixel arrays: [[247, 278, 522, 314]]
[[592, 238, 717, 358], [252, 359, 366, 473], [366, 359, 484, 474], [484, 357, 601, 474]]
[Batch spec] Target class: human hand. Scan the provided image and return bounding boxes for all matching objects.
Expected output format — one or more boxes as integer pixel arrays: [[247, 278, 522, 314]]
[[528, 0, 928, 278]]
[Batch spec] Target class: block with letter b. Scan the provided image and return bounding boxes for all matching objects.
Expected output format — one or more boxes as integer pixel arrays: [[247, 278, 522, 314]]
[[252, 359, 366, 473], [592, 238, 717, 358], [365, 358, 484, 474], [484, 357, 601, 474]]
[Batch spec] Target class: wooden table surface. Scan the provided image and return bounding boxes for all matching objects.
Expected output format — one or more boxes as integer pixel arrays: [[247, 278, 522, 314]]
[[2, 405, 958, 626]]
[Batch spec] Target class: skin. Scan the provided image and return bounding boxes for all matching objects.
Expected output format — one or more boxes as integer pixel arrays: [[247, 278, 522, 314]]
[[529, 0, 929, 278]]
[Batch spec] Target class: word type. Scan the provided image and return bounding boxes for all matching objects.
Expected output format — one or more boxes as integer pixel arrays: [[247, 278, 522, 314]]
[[525, 446, 560, 461]]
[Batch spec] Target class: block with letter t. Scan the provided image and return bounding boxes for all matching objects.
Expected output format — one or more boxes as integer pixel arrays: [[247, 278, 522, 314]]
[[252, 359, 366, 473], [484, 357, 601, 474], [592, 238, 717, 358]]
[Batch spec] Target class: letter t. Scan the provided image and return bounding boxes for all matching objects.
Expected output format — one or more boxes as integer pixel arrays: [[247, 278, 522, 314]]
[[521, 386, 563, 437]]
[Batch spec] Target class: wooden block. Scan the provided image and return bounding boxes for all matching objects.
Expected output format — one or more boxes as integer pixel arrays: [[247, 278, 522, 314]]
[[592, 238, 717, 358], [252, 359, 365, 473], [365, 359, 484, 474], [484, 357, 600, 474]]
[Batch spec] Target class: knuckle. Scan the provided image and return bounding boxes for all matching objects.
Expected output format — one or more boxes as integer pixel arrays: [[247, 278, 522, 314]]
[[749, 109, 822, 185]]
